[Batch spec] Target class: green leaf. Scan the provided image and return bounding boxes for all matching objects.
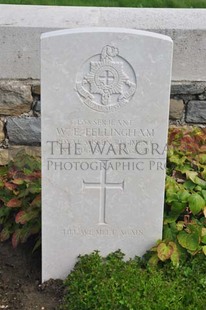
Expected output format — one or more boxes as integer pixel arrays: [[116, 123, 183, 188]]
[[201, 167, 206, 180], [0, 166, 8, 176], [171, 201, 186, 213], [201, 236, 206, 244], [202, 227, 206, 236], [164, 213, 179, 224], [166, 192, 178, 203], [186, 171, 198, 183], [157, 242, 173, 261], [195, 179, 206, 188], [188, 193, 205, 215], [201, 228, 206, 244], [32, 238, 41, 253], [169, 154, 186, 165], [187, 246, 202, 255], [27, 185, 41, 194], [186, 171, 206, 188], [202, 190, 206, 200], [0, 180, 4, 188], [176, 221, 185, 231], [199, 154, 206, 164], [177, 231, 200, 251], [177, 164, 193, 173], [0, 207, 11, 218], [0, 228, 10, 242], [184, 180, 196, 190], [12, 178, 25, 185], [169, 242, 180, 267], [178, 190, 190, 203], [202, 246, 206, 255], [163, 224, 176, 240], [195, 185, 203, 192]]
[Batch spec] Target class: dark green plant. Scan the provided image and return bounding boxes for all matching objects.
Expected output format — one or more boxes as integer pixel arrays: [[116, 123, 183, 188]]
[[149, 127, 206, 266], [1, 127, 206, 262], [61, 250, 206, 310], [0, 151, 41, 251]]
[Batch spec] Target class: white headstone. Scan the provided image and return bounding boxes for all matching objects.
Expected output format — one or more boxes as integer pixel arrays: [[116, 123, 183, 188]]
[[41, 28, 173, 281]]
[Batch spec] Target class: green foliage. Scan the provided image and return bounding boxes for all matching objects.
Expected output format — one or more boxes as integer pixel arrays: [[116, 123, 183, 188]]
[[149, 127, 206, 266], [1, 0, 206, 8], [0, 127, 206, 265], [61, 126, 206, 310], [61, 250, 206, 310], [0, 151, 41, 250]]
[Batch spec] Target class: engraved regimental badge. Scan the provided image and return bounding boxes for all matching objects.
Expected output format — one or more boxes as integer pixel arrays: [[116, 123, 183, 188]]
[[76, 45, 137, 112]]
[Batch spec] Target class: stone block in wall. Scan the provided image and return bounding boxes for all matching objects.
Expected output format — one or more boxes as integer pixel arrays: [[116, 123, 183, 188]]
[[32, 84, 41, 96], [7, 117, 41, 145], [0, 149, 8, 165], [180, 95, 197, 103], [169, 99, 184, 120], [0, 80, 33, 116], [0, 146, 41, 165], [186, 101, 206, 123], [9, 145, 41, 159], [0, 120, 5, 142], [34, 101, 41, 113], [198, 92, 206, 100], [171, 82, 206, 95]]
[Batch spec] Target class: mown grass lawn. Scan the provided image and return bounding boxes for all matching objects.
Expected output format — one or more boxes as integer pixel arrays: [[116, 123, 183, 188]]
[[0, 0, 206, 7]]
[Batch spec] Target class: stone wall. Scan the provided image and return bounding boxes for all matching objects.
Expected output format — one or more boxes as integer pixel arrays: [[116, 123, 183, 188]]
[[0, 79, 205, 165], [1, 7, 206, 165], [0, 79, 41, 165], [170, 82, 206, 124]]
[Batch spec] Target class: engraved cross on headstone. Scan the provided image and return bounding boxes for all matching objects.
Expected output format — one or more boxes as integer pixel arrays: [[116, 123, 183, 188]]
[[99, 70, 115, 86], [83, 169, 124, 225]]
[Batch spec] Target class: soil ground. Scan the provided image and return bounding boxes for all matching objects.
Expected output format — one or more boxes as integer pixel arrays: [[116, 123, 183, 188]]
[[0, 241, 64, 310]]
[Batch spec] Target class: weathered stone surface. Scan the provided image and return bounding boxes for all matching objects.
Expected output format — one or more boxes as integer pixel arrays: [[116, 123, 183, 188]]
[[0, 120, 5, 142], [0, 80, 33, 116], [32, 84, 41, 96], [34, 101, 41, 113], [0, 146, 41, 165], [41, 28, 173, 281], [0, 149, 8, 165], [198, 92, 206, 100], [1, 7, 206, 81], [6, 117, 41, 145], [180, 94, 197, 103], [9, 145, 41, 158], [169, 99, 184, 120], [186, 101, 206, 123], [171, 82, 206, 95]]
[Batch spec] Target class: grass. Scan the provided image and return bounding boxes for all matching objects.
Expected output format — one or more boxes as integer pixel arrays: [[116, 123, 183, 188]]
[[61, 251, 206, 310], [0, 0, 206, 8]]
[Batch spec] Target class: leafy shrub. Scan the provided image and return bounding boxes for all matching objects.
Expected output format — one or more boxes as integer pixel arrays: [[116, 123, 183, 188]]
[[61, 250, 206, 310], [0, 126, 206, 262], [149, 127, 206, 266], [0, 151, 41, 250], [61, 127, 206, 309]]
